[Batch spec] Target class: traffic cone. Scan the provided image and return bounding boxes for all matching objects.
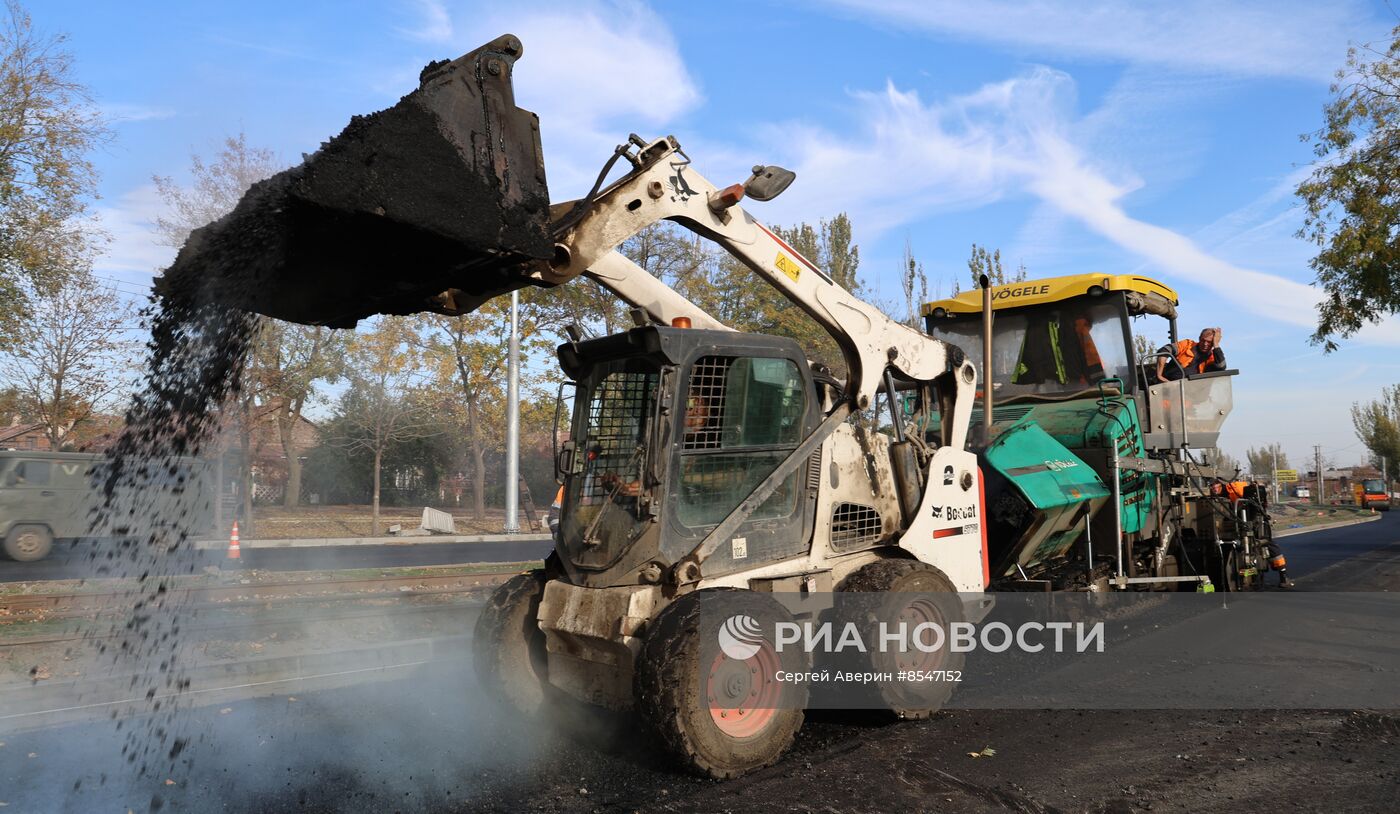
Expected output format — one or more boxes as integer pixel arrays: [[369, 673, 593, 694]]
[[227, 521, 242, 561]]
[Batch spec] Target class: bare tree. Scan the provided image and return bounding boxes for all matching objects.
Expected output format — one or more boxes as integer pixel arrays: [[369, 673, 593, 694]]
[[152, 133, 277, 248], [2, 272, 136, 447], [153, 133, 345, 511], [0, 1, 109, 346], [336, 381, 439, 535]]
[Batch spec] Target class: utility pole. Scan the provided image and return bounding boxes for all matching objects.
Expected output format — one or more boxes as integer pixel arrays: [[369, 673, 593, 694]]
[[1315, 444, 1324, 506], [504, 290, 521, 533]]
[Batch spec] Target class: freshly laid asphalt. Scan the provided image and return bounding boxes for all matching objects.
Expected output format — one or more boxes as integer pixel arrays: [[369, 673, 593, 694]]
[[1, 515, 1397, 813]]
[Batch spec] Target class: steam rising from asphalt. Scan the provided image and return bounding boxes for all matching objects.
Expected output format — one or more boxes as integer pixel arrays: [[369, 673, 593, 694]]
[[0, 296, 566, 811], [84, 298, 260, 808]]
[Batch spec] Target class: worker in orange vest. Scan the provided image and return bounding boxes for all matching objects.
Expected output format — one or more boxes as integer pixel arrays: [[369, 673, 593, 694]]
[[1212, 477, 1292, 589], [548, 485, 563, 544], [1155, 327, 1225, 382]]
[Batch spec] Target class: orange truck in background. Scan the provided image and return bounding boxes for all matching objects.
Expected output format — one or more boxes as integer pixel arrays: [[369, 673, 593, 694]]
[[1354, 478, 1392, 511]]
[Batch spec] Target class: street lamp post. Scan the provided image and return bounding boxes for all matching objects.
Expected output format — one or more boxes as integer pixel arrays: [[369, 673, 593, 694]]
[[504, 290, 520, 533]]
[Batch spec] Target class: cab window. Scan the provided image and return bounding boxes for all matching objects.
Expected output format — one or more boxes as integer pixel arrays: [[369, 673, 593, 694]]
[[677, 356, 806, 528], [6, 460, 52, 487], [928, 298, 1132, 398]]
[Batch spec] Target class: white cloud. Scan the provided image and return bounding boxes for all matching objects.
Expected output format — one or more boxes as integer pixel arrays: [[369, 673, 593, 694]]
[[820, 0, 1376, 81], [91, 185, 175, 285], [399, 0, 453, 44], [755, 69, 1400, 344], [429, 1, 702, 193], [101, 103, 177, 123]]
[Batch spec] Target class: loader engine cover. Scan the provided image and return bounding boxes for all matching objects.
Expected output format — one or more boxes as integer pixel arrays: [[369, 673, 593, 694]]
[[156, 35, 552, 327]]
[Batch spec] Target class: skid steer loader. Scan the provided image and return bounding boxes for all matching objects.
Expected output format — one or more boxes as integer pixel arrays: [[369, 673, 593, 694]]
[[160, 34, 1260, 777], [158, 34, 991, 777], [470, 134, 994, 776]]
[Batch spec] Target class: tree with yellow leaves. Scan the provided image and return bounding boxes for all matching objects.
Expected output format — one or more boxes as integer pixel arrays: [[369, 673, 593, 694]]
[[336, 318, 439, 535]]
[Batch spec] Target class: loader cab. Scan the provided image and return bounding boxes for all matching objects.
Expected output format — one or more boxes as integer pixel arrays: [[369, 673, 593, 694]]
[[555, 325, 819, 588]]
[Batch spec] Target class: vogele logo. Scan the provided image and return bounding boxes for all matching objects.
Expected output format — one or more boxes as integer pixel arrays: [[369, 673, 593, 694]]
[[718, 614, 764, 660]]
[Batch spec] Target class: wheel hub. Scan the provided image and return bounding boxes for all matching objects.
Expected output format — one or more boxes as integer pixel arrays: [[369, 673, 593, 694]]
[[708, 643, 782, 738], [894, 598, 948, 672]]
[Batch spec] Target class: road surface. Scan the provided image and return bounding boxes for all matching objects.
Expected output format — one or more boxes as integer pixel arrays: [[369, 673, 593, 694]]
[[0, 537, 553, 582], [1, 515, 1397, 812]]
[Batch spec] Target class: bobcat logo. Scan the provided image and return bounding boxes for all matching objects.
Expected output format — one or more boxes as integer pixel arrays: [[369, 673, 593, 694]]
[[930, 505, 943, 519]]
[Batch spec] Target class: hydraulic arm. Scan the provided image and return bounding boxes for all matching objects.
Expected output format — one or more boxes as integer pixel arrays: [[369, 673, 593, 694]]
[[540, 136, 973, 451]]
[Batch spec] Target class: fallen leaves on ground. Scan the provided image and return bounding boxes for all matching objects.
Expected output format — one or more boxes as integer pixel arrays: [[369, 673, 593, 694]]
[[967, 746, 997, 758]]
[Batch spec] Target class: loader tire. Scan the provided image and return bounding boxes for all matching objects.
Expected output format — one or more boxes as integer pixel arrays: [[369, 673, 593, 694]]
[[835, 559, 965, 719], [634, 589, 807, 779], [473, 570, 549, 717]]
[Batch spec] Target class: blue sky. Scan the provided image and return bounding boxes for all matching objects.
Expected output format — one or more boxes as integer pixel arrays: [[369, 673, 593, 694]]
[[37, 0, 1400, 469]]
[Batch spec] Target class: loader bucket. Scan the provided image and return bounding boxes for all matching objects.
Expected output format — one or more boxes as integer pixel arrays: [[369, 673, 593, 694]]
[[156, 34, 552, 327]]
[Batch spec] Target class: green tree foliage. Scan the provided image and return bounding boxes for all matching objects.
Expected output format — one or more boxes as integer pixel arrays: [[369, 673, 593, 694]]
[[533, 222, 704, 338], [0, 1, 107, 346], [702, 213, 865, 374], [1352, 385, 1400, 470], [332, 319, 439, 535], [1246, 443, 1291, 478], [900, 238, 928, 328], [952, 243, 1027, 295], [248, 321, 345, 507], [1296, 25, 1400, 350], [410, 296, 551, 521], [303, 409, 454, 508]]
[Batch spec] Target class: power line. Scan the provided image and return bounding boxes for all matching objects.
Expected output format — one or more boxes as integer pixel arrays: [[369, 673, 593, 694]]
[[90, 272, 155, 293]]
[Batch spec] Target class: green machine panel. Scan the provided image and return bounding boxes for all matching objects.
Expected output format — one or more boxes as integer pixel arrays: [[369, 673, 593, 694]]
[[983, 420, 1111, 577], [1020, 397, 1153, 535]]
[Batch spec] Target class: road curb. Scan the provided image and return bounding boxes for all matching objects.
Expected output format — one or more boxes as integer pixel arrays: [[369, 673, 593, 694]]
[[1274, 513, 1383, 538], [191, 531, 552, 550]]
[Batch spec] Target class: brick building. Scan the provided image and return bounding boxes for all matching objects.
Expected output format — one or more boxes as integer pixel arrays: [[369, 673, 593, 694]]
[[0, 415, 123, 452], [214, 403, 321, 506]]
